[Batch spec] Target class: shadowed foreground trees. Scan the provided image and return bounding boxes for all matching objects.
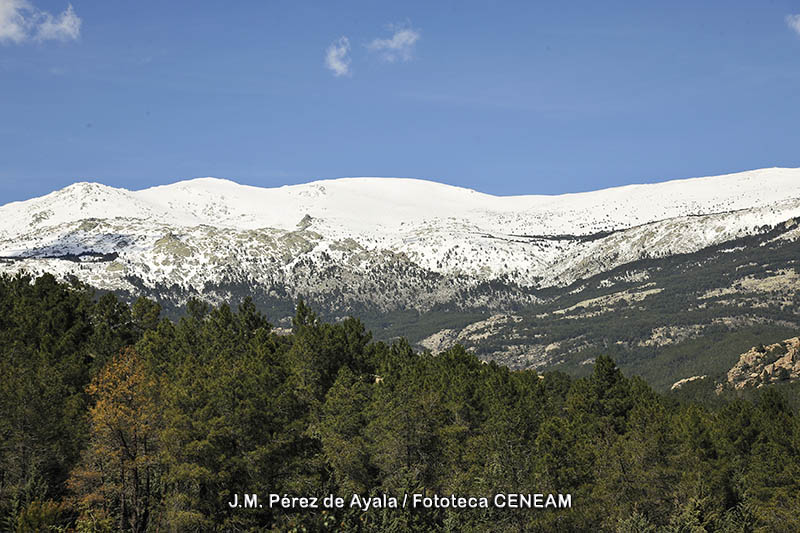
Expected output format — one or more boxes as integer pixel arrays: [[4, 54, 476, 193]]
[[0, 274, 799, 532]]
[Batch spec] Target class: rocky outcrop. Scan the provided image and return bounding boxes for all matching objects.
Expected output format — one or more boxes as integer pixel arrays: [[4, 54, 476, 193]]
[[726, 337, 800, 389], [670, 375, 707, 390]]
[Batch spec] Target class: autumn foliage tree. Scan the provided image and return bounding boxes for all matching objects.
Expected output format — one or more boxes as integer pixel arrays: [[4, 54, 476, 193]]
[[68, 347, 161, 533]]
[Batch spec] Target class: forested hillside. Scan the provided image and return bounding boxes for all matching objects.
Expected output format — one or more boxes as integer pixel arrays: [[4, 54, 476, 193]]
[[1, 274, 799, 532]]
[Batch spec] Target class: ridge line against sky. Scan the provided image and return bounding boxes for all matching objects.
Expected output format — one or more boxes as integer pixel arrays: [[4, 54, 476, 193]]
[[5, 166, 800, 209], [1, 1, 799, 203]]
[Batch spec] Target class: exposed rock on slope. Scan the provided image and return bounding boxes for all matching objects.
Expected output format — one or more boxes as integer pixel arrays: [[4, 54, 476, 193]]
[[670, 375, 707, 390], [726, 337, 800, 389]]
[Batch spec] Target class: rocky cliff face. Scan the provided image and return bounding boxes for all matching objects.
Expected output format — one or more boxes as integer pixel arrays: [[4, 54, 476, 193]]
[[726, 337, 800, 389]]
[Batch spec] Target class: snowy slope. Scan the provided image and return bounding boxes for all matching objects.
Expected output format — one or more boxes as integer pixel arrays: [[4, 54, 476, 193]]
[[1, 167, 799, 312], [3, 167, 800, 235]]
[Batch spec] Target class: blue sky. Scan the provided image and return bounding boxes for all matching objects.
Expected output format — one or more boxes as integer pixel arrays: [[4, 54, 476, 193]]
[[1, 0, 799, 202]]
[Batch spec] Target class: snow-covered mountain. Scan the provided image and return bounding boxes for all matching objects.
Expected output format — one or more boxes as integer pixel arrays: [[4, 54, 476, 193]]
[[2, 167, 800, 316]]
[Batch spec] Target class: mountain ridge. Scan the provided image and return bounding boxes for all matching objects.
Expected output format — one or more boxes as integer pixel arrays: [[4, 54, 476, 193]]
[[5, 166, 800, 234], [2, 167, 800, 382], [1, 166, 799, 320]]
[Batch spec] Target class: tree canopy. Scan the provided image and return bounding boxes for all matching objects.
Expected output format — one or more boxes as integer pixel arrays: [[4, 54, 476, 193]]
[[0, 273, 798, 532]]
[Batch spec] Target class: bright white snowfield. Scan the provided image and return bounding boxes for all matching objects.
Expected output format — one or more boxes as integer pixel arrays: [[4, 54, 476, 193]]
[[1, 167, 799, 311]]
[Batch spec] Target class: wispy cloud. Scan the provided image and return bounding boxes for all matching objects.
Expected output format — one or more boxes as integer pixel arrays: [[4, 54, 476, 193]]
[[0, 0, 81, 44], [35, 3, 80, 42], [0, 0, 27, 43], [787, 14, 800, 36], [367, 24, 420, 63], [325, 36, 351, 77]]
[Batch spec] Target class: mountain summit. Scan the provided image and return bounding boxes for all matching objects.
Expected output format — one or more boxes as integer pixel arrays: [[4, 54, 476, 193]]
[[4, 168, 800, 235], [1, 167, 799, 323]]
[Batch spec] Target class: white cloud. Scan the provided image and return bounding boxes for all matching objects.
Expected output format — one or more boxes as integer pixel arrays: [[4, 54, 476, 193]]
[[0, 0, 81, 44], [325, 36, 351, 77], [35, 3, 80, 42], [788, 14, 800, 36], [0, 0, 30, 43], [367, 25, 420, 63]]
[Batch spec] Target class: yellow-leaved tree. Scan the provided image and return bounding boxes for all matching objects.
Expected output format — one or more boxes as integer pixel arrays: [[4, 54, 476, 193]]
[[68, 347, 161, 533]]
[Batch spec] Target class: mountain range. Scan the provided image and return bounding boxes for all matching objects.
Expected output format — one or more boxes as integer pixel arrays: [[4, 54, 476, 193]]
[[2, 167, 799, 388]]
